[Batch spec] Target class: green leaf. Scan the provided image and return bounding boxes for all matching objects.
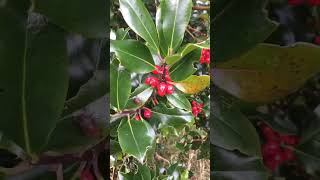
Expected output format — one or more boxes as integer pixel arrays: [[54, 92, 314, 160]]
[[213, 0, 278, 62], [150, 104, 194, 128], [157, 0, 193, 53], [116, 28, 131, 40], [212, 145, 269, 180], [62, 70, 107, 117], [33, 0, 107, 38], [293, 136, 320, 176], [211, 106, 262, 157], [213, 43, 320, 103], [111, 40, 155, 73], [44, 117, 102, 153], [125, 85, 153, 110], [0, 11, 68, 154], [179, 42, 209, 57], [165, 42, 207, 66], [169, 49, 201, 82], [118, 118, 155, 163], [119, 0, 159, 51], [173, 75, 210, 94], [166, 89, 191, 111], [110, 63, 131, 111], [118, 163, 152, 180], [165, 54, 181, 66]]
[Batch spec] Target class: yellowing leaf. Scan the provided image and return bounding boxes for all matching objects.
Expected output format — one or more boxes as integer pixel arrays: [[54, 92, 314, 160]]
[[174, 75, 210, 94], [213, 43, 320, 103]]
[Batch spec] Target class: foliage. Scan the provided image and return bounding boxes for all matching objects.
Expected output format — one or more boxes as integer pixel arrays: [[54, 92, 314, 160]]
[[110, 0, 210, 179], [0, 0, 107, 178], [212, 0, 320, 179]]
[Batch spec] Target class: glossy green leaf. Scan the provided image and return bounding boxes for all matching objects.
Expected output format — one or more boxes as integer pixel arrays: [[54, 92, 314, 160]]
[[119, 0, 159, 51], [118, 118, 155, 163], [174, 75, 210, 94], [44, 117, 102, 154], [169, 49, 201, 82], [179, 42, 209, 57], [116, 28, 131, 40], [212, 145, 269, 180], [111, 40, 155, 73], [213, 0, 278, 62], [118, 163, 151, 180], [125, 85, 153, 110], [0, 11, 68, 154], [165, 54, 181, 66], [150, 104, 194, 128], [62, 70, 107, 117], [211, 106, 262, 157], [166, 89, 191, 111], [110, 63, 131, 111], [157, 0, 193, 53], [213, 43, 320, 103], [165, 42, 208, 66], [33, 0, 107, 38]]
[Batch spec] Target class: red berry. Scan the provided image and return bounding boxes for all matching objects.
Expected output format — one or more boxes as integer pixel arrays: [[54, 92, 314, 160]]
[[307, 0, 320, 6], [314, 36, 320, 45], [143, 108, 152, 119], [288, 0, 303, 6], [192, 107, 201, 117], [135, 114, 141, 121], [145, 76, 152, 85], [149, 77, 159, 88], [262, 141, 281, 158], [192, 101, 197, 106], [280, 135, 299, 145], [198, 103, 204, 108], [166, 84, 174, 95], [260, 123, 278, 141], [80, 169, 94, 180], [157, 82, 167, 96], [282, 148, 295, 161], [200, 48, 210, 64], [165, 74, 172, 82], [152, 65, 161, 74]]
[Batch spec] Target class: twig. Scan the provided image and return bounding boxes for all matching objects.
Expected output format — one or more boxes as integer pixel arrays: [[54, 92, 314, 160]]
[[155, 152, 170, 165], [186, 28, 198, 42], [192, 6, 210, 11]]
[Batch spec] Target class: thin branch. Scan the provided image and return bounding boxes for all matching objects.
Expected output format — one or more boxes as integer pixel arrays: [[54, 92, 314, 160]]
[[155, 152, 170, 165], [192, 6, 210, 11]]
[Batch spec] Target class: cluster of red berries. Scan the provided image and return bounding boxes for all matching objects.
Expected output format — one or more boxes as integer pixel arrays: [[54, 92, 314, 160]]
[[200, 48, 210, 64], [192, 101, 204, 117], [259, 123, 299, 171], [288, 0, 320, 6], [135, 108, 152, 121], [145, 65, 174, 97]]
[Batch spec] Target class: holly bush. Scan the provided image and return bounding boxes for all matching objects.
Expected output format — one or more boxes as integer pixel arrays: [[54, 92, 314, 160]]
[[110, 0, 210, 179], [0, 0, 108, 179], [212, 0, 320, 179]]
